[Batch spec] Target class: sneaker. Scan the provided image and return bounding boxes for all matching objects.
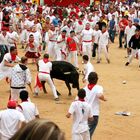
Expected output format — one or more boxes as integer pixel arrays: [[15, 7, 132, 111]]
[[54, 98, 59, 101], [33, 92, 38, 97], [125, 62, 129, 66]]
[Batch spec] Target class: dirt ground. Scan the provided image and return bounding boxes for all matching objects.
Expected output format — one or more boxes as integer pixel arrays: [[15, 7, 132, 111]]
[[0, 38, 140, 140]]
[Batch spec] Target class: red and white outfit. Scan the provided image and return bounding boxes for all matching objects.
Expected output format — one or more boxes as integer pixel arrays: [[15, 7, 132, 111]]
[[0, 109, 25, 140], [67, 36, 78, 68], [68, 100, 93, 140], [17, 100, 39, 123], [34, 59, 58, 99], [97, 31, 109, 62], [0, 53, 20, 80], [83, 62, 95, 83], [25, 39, 40, 59], [48, 30, 58, 59], [124, 25, 136, 47], [81, 28, 94, 59], [56, 34, 67, 60], [84, 84, 104, 120]]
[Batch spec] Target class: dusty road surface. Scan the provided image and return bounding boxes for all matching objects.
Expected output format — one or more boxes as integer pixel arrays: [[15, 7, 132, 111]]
[[0, 39, 140, 140]]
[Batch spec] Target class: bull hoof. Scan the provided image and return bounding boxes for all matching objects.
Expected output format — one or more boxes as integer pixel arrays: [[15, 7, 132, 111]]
[[57, 92, 61, 96]]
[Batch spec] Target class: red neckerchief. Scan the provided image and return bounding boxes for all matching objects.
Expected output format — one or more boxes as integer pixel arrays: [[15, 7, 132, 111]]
[[79, 98, 85, 102], [78, 21, 82, 25], [102, 30, 106, 34], [29, 40, 34, 48], [10, 53, 16, 61], [85, 27, 90, 30], [88, 19, 93, 22], [43, 58, 49, 63], [62, 34, 66, 39], [88, 84, 96, 90]]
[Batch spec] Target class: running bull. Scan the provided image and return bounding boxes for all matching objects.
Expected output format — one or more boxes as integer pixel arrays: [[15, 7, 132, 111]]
[[41, 61, 80, 96]]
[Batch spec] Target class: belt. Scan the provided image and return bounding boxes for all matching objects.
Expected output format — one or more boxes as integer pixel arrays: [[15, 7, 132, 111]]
[[49, 40, 57, 42], [39, 71, 50, 74], [82, 40, 92, 42], [11, 87, 25, 89]]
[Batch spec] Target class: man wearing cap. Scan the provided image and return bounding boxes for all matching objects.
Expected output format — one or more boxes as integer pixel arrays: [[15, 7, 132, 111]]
[[0, 100, 25, 140], [10, 56, 32, 101]]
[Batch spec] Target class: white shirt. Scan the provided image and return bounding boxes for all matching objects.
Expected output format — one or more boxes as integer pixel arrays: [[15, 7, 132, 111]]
[[24, 19, 34, 28], [73, 21, 84, 34], [8, 31, 19, 46], [10, 64, 31, 88], [81, 28, 94, 42], [98, 31, 109, 46], [0, 53, 20, 72], [57, 34, 66, 48], [93, 30, 101, 44], [17, 101, 39, 123], [124, 25, 136, 44], [38, 59, 52, 73], [0, 109, 25, 139], [30, 31, 42, 47], [0, 33, 11, 45], [84, 85, 103, 115], [68, 100, 92, 134], [84, 62, 95, 80]]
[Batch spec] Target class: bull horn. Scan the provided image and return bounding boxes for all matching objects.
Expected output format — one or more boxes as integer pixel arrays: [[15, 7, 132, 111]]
[[64, 72, 71, 75]]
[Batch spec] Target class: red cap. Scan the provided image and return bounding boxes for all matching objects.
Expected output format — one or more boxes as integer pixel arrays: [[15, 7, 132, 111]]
[[7, 100, 17, 108]]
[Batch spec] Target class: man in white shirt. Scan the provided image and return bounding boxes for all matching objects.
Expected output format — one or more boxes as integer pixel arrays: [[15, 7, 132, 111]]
[[84, 72, 107, 138], [81, 23, 94, 59], [82, 55, 95, 83], [17, 90, 39, 123], [124, 20, 136, 56], [0, 47, 20, 81], [10, 56, 32, 101], [92, 24, 101, 58], [48, 24, 58, 60], [56, 30, 67, 60], [66, 88, 93, 140], [97, 26, 110, 63], [0, 100, 25, 140], [34, 53, 59, 101]]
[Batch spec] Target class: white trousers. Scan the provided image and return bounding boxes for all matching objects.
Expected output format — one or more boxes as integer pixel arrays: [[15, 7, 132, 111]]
[[35, 73, 58, 99], [48, 41, 56, 59], [82, 42, 92, 59], [97, 44, 109, 61], [128, 49, 140, 65], [72, 131, 90, 140], [0, 135, 9, 140], [54, 46, 62, 61], [67, 51, 78, 67], [10, 88, 26, 101]]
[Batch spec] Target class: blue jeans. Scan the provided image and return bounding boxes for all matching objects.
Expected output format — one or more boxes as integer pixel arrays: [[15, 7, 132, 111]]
[[109, 29, 116, 43], [88, 116, 99, 138]]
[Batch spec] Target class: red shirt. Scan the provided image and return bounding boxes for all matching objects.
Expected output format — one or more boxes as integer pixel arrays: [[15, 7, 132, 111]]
[[67, 37, 77, 51], [119, 19, 129, 31]]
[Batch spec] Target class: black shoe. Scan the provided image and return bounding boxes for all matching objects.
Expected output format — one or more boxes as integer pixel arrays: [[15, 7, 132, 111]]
[[125, 62, 129, 66], [54, 98, 59, 101]]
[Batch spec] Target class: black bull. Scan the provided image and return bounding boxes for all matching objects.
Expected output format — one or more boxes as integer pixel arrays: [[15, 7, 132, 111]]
[[42, 61, 80, 96]]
